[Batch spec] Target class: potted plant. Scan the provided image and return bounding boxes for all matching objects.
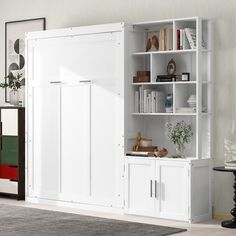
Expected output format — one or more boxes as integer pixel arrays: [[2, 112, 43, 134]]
[[0, 72, 24, 105], [166, 120, 193, 158]]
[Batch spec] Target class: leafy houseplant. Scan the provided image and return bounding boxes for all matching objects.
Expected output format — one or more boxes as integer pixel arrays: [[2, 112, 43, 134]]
[[166, 120, 193, 158], [0, 72, 25, 105]]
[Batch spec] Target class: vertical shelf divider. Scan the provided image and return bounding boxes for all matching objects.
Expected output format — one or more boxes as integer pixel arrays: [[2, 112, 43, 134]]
[[173, 83, 176, 113], [173, 20, 177, 51]]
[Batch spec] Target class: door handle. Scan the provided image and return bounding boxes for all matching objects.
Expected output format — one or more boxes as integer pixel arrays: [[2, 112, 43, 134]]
[[150, 180, 152, 198], [155, 180, 157, 198], [50, 81, 62, 84], [79, 80, 91, 83]]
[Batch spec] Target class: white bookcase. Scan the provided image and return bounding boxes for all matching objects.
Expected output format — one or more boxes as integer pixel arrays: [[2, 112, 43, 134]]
[[124, 17, 213, 222]]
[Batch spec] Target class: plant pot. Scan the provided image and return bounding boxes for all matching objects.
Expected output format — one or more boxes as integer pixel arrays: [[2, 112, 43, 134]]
[[9, 89, 19, 105]]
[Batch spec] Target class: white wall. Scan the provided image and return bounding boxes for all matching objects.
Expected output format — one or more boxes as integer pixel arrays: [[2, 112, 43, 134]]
[[0, 0, 236, 215]]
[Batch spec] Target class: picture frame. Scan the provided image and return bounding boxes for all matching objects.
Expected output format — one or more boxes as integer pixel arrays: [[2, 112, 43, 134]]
[[166, 58, 176, 75], [146, 31, 159, 52], [5, 18, 46, 103]]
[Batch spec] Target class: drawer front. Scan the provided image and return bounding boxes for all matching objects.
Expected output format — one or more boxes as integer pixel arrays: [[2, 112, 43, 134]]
[[1, 109, 18, 136], [0, 179, 17, 194], [1, 136, 18, 165], [0, 164, 18, 180]]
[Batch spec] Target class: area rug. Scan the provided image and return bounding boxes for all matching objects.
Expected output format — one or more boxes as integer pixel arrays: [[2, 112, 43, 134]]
[[0, 204, 186, 236]]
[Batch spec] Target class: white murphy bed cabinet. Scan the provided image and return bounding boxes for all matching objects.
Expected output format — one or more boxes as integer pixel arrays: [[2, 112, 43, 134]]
[[26, 17, 213, 222], [26, 23, 124, 209]]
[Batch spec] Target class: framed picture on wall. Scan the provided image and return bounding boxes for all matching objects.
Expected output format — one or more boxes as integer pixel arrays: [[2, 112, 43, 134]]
[[5, 18, 46, 103]]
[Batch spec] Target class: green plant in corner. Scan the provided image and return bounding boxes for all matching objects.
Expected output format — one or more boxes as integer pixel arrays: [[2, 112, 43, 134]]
[[166, 120, 193, 158], [0, 72, 24, 90]]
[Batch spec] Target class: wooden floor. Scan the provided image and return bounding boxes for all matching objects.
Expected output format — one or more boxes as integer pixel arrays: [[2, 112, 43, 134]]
[[0, 198, 235, 235]]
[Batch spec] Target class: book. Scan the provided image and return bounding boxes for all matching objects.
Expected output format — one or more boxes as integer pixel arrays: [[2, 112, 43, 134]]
[[182, 29, 191, 50], [166, 28, 173, 50], [176, 107, 196, 113], [134, 91, 139, 113], [176, 29, 180, 50], [126, 151, 149, 157], [225, 166, 236, 169], [157, 75, 176, 82], [151, 91, 156, 113], [144, 89, 151, 113], [225, 160, 236, 167], [139, 86, 144, 113], [184, 28, 196, 49], [180, 29, 183, 50]]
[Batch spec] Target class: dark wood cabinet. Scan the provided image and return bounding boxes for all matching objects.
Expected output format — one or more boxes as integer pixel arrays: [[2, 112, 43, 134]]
[[0, 107, 25, 200]]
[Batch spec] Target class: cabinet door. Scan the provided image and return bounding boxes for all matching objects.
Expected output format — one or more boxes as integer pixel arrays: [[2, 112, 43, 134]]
[[28, 86, 60, 200], [124, 159, 155, 217], [60, 85, 90, 202], [157, 161, 189, 221], [89, 32, 123, 207]]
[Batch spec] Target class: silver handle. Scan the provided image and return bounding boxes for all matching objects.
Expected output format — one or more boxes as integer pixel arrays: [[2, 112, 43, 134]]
[[155, 180, 157, 198], [79, 80, 91, 83], [50, 81, 62, 84], [150, 180, 152, 198]]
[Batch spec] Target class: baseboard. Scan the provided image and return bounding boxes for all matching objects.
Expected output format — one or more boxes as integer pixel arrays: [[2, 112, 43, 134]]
[[213, 212, 231, 220], [26, 197, 124, 215]]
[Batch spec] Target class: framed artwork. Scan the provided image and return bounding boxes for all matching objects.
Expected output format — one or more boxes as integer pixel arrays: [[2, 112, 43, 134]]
[[167, 58, 176, 75], [5, 18, 46, 102], [146, 31, 159, 52]]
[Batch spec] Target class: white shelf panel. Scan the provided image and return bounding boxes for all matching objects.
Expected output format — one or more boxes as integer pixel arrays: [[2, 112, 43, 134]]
[[132, 49, 196, 56], [132, 113, 196, 116], [132, 81, 197, 86], [125, 155, 198, 161]]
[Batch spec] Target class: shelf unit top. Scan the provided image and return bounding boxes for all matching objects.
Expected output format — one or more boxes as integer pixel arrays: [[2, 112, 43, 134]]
[[132, 16, 210, 28]]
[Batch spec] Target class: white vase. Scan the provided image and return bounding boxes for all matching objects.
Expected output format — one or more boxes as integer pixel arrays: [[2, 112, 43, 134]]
[[9, 89, 19, 105]]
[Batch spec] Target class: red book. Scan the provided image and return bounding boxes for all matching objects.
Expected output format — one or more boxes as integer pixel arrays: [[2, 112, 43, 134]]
[[176, 29, 180, 50]]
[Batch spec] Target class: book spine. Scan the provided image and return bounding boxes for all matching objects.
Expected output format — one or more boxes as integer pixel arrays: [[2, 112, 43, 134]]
[[134, 91, 139, 113], [180, 29, 183, 50], [144, 89, 147, 113], [176, 29, 180, 50], [148, 93, 151, 113], [185, 28, 196, 49], [151, 91, 156, 113]]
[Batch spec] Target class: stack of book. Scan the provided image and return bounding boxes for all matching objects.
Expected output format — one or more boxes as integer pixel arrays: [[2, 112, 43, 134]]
[[134, 88, 165, 113], [225, 161, 236, 169], [156, 74, 182, 82], [159, 28, 173, 51], [176, 28, 196, 50], [176, 28, 206, 50]]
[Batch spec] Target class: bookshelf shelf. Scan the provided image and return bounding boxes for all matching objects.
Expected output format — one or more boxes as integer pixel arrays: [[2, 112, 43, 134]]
[[132, 112, 197, 116], [132, 81, 197, 86], [132, 49, 197, 56]]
